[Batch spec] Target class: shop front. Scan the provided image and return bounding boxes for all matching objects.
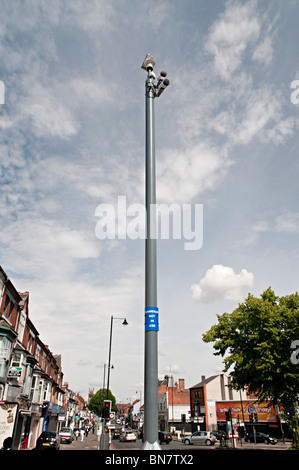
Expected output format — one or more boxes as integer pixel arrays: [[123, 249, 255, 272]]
[[0, 402, 18, 449], [42, 402, 65, 433], [216, 400, 281, 437], [28, 404, 42, 448]]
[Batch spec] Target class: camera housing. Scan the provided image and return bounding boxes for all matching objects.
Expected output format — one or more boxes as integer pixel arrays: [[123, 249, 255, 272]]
[[141, 53, 156, 72]]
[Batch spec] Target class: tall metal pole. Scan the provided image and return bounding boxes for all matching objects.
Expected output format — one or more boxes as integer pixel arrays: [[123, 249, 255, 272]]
[[106, 315, 113, 399], [141, 54, 169, 450]]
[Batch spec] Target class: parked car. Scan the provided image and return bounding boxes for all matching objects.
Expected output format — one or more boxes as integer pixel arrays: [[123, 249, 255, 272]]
[[59, 427, 73, 444], [119, 429, 137, 442], [35, 431, 60, 450], [159, 431, 172, 444], [182, 431, 216, 446], [113, 429, 121, 439], [211, 430, 227, 441], [245, 432, 277, 445]]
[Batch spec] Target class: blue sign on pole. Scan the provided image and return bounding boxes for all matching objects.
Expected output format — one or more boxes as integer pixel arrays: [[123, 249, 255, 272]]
[[145, 307, 159, 331]]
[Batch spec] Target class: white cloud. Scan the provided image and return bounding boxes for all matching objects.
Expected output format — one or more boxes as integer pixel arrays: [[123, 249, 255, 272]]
[[157, 143, 232, 204], [252, 36, 273, 64], [64, 0, 115, 33], [275, 212, 299, 233], [251, 212, 299, 238], [1, 216, 100, 279], [191, 264, 254, 303], [205, 0, 260, 80], [16, 83, 79, 139]]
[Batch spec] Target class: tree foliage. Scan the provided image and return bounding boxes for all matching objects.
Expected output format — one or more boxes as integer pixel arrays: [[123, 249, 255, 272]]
[[202, 287, 299, 411], [88, 388, 117, 416]]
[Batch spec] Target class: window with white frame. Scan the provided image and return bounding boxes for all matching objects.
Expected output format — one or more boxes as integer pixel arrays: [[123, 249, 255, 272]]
[[36, 379, 44, 404], [23, 364, 33, 397], [17, 310, 26, 343], [11, 351, 26, 383], [0, 336, 13, 380], [29, 377, 43, 404], [43, 381, 52, 402], [35, 344, 41, 363]]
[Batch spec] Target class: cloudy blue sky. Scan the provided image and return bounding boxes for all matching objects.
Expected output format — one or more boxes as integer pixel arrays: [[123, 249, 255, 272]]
[[1, 0, 299, 402]]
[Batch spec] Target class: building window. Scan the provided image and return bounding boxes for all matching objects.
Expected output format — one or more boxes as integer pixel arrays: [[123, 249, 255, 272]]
[[35, 344, 41, 362], [30, 375, 37, 401], [17, 310, 26, 343], [3, 294, 15, 321], [11, 351, 26, 383], [37, 379, 43, 403], [3, 295, 10, 316], [41, 352, 47, 371], [0, 336, 13, 380], [23, 364, 33, 397], [27, 331, 35, 354]]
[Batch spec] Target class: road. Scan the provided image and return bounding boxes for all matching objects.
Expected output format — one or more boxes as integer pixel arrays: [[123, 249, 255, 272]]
[[111, 436, 290, 451], [59, 428, 291, 451]]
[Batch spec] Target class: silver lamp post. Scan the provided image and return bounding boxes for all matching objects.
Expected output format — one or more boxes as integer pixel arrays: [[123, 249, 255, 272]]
[[141, 53, 170, 450], [99, 316, 128, 450], [106, 316, 128, 399]]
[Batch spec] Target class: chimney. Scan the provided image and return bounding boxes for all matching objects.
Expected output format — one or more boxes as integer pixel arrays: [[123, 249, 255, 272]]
[[201, 375, 206, 382], [179, 379, 185, 390]]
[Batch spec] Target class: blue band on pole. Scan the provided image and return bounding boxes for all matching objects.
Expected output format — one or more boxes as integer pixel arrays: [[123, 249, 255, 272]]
[[145, 307, 159, 331]]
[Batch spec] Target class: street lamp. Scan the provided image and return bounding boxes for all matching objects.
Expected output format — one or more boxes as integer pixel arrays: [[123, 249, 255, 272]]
[[141, 53, 170, 450], [106, 316, 128, 399], [99, 316, 128, 450]]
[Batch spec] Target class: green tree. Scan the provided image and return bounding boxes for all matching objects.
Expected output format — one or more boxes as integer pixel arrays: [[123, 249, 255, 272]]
[[88, 388, 117, 416], [202, 288, 299, 428]]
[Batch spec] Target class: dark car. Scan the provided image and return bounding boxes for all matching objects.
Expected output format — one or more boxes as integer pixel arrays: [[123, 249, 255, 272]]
[[245, 432, 277, 445], [35, 431, 60, 450], [113, 429, 121, 439], [211, 430, 228, 441], [159, 431, 172, 444]]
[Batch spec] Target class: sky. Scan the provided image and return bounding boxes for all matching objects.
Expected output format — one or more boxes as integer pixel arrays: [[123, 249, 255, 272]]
[[1, 0, 299, 403]]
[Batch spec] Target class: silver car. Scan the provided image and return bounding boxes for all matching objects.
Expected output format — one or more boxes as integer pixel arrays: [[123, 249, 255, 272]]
[[182, 431, 216, 446]]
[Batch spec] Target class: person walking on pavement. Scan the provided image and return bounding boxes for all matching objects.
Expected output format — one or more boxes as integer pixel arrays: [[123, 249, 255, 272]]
[[80, 428, 85, 441], [75, 429, 79, 441]]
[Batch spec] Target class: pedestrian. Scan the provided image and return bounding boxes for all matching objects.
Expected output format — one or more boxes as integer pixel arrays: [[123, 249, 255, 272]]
[[80, 428, 85, 441], [75, 429, 79, 441]]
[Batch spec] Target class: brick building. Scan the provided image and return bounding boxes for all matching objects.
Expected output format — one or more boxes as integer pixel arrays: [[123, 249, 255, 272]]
[[0, 264, 86, 449], [158, 376, 190, 431], [189, 374, 247, 432]]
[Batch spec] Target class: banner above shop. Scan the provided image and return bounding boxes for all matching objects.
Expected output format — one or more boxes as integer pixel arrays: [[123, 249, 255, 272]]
[[216, 400, 278, 422]]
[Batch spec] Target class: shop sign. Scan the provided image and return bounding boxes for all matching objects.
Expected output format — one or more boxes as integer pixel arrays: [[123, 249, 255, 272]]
[[216, 400, 277, 422], [7, 367, 22, 378], [0, 403, 18, 448]]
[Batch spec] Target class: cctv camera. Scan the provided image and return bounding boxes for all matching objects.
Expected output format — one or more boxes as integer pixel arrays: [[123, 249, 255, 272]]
[[157, 70, 167, 85], [156, 78, 170, 96], [141, 53, 155, 72]]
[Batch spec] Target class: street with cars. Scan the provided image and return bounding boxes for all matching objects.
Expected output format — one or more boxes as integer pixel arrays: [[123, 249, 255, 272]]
[[28, 420, 291, 451]]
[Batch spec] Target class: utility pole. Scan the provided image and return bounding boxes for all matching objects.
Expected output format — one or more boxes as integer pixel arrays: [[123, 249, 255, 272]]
[[141, 53, 170, 450]]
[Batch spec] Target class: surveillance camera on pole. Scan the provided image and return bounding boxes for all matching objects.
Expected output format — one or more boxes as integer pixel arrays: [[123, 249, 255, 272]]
[[141, 53, 155, 72], [141, 53, 170, 451]]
